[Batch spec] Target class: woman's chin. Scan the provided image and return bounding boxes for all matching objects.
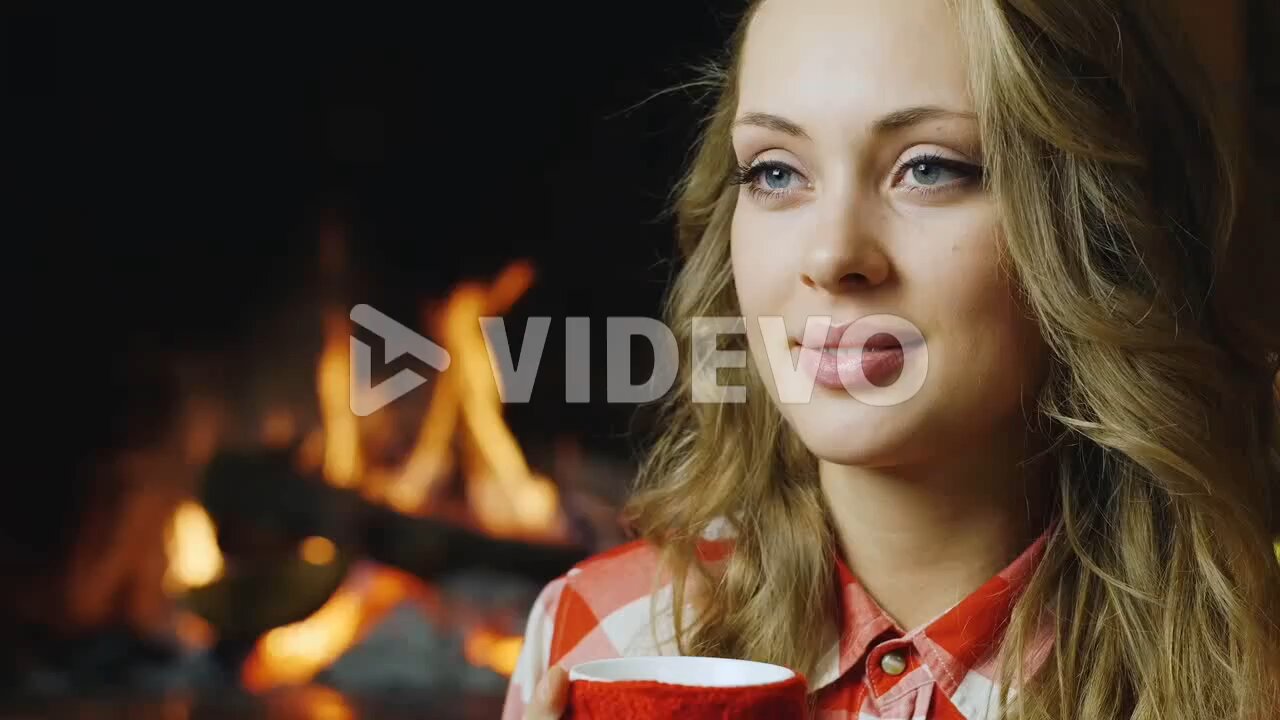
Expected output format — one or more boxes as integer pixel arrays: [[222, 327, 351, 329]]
[[779, 398, 922, 468]]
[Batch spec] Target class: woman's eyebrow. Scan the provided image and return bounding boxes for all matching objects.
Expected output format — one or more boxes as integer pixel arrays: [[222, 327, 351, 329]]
[[732, 105, 977, 139], [732, 111, 810, 139], [873, 105, 977, 133]]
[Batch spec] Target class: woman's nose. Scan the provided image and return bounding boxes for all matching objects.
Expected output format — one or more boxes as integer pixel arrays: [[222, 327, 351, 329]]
[[799, 202, 890, 293]]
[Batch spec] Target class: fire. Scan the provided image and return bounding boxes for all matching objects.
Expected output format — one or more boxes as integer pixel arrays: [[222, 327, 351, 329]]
[[240, 260, 559, 691], [300, 536, 337, 566], [242, 564, 412, 691], [164, 499, 224, 652], [306, 259, 563, 539], [382, 261, 562, 539], [269, 687, 355, 720], [164, 500, 224, 594], [465, 628, 524, 677], [319, 311, 363, 489]]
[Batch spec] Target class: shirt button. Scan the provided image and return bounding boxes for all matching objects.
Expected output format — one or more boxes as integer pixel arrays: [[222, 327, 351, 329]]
[[879, 649, 908, 676]]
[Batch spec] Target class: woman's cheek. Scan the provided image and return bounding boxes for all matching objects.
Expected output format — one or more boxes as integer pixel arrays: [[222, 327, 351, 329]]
[[928, 225, 1046, 401], [731, 213, 786, 316]]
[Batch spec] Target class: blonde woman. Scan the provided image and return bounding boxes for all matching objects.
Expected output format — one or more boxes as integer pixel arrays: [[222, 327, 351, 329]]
[[504, 0, 1280, 717]]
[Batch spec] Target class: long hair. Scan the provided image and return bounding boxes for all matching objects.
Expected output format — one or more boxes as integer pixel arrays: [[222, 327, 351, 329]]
[[622, 0, 1280, 717]]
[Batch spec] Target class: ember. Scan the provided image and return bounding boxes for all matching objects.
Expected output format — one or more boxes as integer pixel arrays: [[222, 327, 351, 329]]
[[164, 500, 225, 594]]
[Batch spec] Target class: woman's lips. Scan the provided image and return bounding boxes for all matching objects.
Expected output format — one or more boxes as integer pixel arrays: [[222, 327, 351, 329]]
[[796, 332, 918, 390]]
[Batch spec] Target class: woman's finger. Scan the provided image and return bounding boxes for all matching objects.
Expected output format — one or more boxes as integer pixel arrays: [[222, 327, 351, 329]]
[[525, 665, 569, 719]]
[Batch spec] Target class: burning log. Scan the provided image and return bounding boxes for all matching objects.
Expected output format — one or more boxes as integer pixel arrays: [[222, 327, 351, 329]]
[[359, 492, 590, 585], [183, 447, 592, 680], [198, 448, 591, 588], [165, 260, 626, 687]]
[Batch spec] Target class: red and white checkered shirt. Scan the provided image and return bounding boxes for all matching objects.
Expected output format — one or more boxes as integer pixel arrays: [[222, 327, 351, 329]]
[[502, 526, 1053, 719]]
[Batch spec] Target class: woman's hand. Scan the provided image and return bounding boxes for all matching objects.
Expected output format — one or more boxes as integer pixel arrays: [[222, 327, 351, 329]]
[[524, 665, 569, 719]]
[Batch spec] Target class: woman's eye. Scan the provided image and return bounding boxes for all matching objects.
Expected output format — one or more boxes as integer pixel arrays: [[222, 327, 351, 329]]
[[759, 165, 795, 190], [895, 154, 982, 193], [907, 162, 959, 186], [731, 160, 806, 197]]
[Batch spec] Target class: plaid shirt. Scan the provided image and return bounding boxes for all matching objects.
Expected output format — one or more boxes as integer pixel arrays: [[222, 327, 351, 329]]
[[502, 526, 1052, 719]]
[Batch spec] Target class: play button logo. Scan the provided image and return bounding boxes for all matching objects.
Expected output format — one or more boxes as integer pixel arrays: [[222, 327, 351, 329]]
[[349, 304, 452, 416]]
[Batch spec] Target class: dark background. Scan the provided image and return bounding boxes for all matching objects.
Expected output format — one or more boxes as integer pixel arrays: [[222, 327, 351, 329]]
[[12, 2, 745, 460], [5, 4, 750, 715]]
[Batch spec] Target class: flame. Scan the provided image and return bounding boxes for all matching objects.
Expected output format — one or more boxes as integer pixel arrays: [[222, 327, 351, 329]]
[[319, 311, 362, 488], [383, 261, 562, 538], [265, 686, 355, 720], [243, 261, 560, 691], [296, 688, 355, 720], [381, 363, 459, 515], [242, 564, 411, 691], [316, 260, 563, 537], [164, 500, 224, 594], [246, 594, 361, 689], [464, 628, 524, 677]]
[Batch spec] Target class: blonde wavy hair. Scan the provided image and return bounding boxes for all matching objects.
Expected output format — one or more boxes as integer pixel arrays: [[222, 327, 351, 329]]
[[622, 0, 1280, 717]]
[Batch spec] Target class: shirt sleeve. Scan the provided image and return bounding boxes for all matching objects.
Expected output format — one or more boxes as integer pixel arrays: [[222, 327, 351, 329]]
[[500, 574, 568, 720]]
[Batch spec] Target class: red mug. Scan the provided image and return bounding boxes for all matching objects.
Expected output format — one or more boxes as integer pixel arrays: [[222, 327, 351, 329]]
[[565, 656, 809, 719]]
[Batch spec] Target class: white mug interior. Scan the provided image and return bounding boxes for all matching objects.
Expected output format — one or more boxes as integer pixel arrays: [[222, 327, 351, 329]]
[[568, 656, 795, 688]]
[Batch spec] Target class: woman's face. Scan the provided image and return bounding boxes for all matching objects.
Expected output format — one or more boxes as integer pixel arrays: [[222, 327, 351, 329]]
[[730, 0, 1049, 467]]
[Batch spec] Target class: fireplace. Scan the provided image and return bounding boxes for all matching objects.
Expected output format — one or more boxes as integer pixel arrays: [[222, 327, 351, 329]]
[[137, 239, 636, 717], [3, 5, 731, 715]]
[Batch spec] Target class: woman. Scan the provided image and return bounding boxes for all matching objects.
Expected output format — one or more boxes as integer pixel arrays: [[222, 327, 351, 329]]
[[506, 0, 1280, 717]]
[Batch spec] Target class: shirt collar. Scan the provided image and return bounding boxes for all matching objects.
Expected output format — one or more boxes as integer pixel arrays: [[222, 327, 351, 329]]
[[809, 525, 1054, 691]]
